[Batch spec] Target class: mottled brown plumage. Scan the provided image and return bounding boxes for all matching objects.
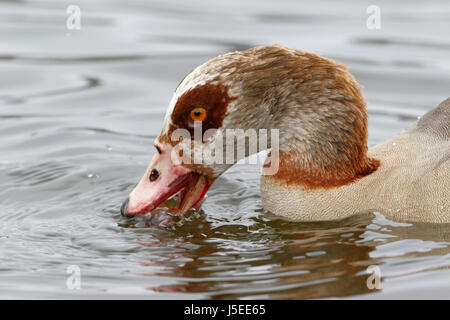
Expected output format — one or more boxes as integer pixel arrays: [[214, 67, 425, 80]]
[[162, 45, 380, 187]]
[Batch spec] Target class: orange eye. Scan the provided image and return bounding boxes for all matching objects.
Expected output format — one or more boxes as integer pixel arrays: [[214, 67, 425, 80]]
[[190, 107, 207, 122]]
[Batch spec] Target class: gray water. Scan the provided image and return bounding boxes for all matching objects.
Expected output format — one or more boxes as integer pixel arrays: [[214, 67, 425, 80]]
[[0, 0, 449, 299]]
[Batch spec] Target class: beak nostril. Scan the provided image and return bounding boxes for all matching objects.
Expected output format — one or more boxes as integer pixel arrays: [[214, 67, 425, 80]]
[[149, 168, 159, 182]]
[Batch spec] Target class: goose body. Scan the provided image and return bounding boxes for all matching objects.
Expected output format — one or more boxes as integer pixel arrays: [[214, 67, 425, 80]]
[[122, 45, 450, 223], [262, 101, 450, 222]]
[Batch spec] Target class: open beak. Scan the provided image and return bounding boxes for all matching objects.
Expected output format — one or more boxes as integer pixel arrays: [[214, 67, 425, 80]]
[[121, 142, 213, 217]]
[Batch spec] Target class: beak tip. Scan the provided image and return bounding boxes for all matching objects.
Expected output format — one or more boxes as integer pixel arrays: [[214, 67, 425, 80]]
[[120, 198, 130, 217]]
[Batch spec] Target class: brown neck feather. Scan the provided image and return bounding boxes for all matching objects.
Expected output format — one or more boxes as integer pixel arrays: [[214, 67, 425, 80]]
[[254, 47, 381, 188], [268, 151, 380, 189], [271, 87, 380, 188]]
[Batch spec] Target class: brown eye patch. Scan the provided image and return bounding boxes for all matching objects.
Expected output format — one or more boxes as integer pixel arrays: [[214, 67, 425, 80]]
[[170, 83, 236, 137]]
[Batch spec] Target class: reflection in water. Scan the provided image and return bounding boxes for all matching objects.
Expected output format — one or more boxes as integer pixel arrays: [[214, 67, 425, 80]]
[[121, 211, 449, 299]]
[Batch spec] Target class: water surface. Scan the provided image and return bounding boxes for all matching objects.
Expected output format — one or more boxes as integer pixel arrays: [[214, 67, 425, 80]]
[[0, 0, 449, 299]]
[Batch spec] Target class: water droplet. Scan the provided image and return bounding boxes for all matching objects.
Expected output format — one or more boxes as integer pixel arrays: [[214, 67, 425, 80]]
[[306, 251, 326, 257], [87, 173, 94, 178], [341, 233, 354, 238]]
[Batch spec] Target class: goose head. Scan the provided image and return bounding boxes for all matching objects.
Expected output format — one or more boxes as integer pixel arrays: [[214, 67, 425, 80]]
[[121, 45, 379, 217]]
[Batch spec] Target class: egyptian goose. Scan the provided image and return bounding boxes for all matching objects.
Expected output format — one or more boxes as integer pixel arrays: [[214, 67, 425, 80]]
[[121, 45, 449, 223]]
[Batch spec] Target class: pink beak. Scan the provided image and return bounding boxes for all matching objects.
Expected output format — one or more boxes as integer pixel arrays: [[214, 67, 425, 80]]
[[121, 142, 213, 217]]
